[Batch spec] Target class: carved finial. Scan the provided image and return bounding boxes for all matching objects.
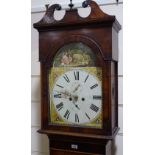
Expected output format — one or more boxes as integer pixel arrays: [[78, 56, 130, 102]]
[[82, 0, 91, 8], [56, 4, 62, 10], [116, 0, 119, 5], [45, 4, 61, 11], [69, 0, 74, 9]]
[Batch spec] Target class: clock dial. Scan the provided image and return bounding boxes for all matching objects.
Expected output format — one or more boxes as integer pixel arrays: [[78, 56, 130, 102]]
[[49, 42, 103, 128], [52, 69, 102, 125]]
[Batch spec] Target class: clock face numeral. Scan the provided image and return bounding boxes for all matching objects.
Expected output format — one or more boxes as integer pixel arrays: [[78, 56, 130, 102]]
[[63, 74, 70, 83], [75, 114, 79, 123], [93, 95, 102, 100], [84, 75, 89, 83], [74, 71, 79, 80], [90, 104, 99, 113], [85, 113, 90, 120], [64, 110, 70, 119], [54, 94, 61, 98], [90, 84, 98, 89], [56, 102, 63, 111], [56, 84, 64, 88]]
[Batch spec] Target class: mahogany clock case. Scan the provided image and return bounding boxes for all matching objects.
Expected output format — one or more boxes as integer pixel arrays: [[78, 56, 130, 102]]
[[33, 1, 121, 140], [49, 135, 112, 155]]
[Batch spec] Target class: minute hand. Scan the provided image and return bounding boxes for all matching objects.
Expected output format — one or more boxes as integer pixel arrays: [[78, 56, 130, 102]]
[[73, 84, 80, 93], [55, 90, 72, 97]]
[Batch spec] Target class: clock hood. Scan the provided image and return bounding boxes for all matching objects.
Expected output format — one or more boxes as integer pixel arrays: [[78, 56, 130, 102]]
[[33, 1, 121, 32]]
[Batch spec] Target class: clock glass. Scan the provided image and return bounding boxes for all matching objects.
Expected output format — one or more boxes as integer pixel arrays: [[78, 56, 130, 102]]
[[49, 42, 103, 128]]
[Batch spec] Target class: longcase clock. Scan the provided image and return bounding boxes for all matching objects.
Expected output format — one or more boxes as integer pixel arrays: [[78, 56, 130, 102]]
[[33, 0, 121, 155]]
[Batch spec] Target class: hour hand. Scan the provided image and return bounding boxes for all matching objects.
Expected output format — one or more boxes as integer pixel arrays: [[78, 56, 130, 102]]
[[75, 104, 80, 110], [73, 100, 80, 110], [74, 103, 80, 110]]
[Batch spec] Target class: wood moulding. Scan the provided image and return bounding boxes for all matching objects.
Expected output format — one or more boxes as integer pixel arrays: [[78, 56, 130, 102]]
[[37, 128, 119, 140], [33, 0, 121, 31]]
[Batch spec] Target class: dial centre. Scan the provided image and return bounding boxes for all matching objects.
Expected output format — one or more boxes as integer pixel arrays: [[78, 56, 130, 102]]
[[73, 96, 78, 102]]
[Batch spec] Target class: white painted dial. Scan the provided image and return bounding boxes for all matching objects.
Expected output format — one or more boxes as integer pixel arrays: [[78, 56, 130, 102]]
[[52, 69, 102, 125]]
